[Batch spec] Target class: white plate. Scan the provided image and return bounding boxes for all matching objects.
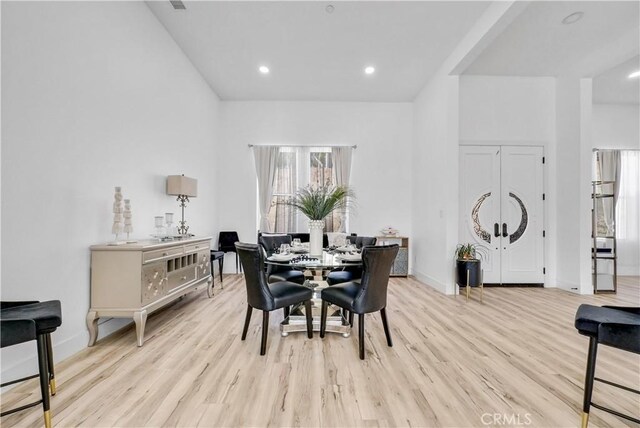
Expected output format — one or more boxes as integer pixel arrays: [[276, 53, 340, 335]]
[[336, 253, 362, 262], [335, 246, 357, 253], [267, 254, 295, 262]]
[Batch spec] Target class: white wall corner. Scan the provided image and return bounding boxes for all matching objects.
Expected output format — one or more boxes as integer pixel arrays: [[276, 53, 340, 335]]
[[412, 270, 452, 295]]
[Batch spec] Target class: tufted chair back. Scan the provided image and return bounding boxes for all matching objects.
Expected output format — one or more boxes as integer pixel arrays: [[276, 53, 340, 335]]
[[353, 245, 398, 313], [235, 242, 276, 311]]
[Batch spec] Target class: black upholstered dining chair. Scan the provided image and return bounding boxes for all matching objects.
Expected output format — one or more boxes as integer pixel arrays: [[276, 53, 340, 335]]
[[1, 300, 62, 428], [219, 231, 241, 273], [320, 244, 399, 360], [258, 234, 306, 285], [574, 304, 640, 427], [235, 242, 313, 355], [326, 236, 378, 286]]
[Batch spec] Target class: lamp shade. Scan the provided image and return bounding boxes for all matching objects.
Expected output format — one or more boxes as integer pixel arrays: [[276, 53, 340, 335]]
[[167, 175, 197, 197]]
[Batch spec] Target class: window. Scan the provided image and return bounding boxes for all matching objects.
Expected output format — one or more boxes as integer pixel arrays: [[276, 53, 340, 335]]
[[616, 151, 639, 240], [266, 147, 346, 233], [267, 148, 297, 233]]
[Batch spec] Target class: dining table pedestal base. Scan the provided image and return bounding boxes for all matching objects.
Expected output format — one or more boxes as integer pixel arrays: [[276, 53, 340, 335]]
[[280, 280, 351, 337]]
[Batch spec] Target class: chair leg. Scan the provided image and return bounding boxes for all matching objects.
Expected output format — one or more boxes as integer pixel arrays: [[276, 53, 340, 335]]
[[218, 257, 224, 286], [581, 337, 598, 428], [358, 314, 365, 360], [320, 301, 328, 338], [241, 305, 253, 340], [260, 311, 269, 355], [45, 334, 56, 395], [304, 300, 313, 339], [349, 311, 354, 328], [36, 335, 52, 428], [283, 306, 290, 320], [380, 308, 393, 347]]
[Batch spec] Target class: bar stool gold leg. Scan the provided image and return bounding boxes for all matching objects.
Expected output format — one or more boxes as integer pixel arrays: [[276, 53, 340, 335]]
[[466, 270, 470, 301], [581, 412, 589, 428], [44, 410, 52, 428]]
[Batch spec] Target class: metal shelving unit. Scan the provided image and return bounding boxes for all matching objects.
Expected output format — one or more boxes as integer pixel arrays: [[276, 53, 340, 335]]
[[591, 181, 617, 293]]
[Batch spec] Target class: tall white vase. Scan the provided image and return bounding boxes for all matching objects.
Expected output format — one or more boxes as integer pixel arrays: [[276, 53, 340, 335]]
[[309, 220, 324, 257]]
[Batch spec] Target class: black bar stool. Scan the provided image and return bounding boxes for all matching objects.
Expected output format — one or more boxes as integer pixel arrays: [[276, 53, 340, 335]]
[[210, 250, 225, 288], [1, 300, 62, 428], [574, 304, 640, 427]]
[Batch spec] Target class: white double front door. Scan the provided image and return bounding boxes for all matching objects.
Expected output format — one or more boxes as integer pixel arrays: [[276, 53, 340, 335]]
[[459, 146, 544, 285]]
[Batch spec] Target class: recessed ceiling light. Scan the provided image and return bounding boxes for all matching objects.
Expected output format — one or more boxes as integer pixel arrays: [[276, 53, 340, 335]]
[[326, 4, 334, 14], [259, 66, 269, 74], [364, 66, 375, 75], [628, 70, 640, 79], [562, 11, 584, 25]]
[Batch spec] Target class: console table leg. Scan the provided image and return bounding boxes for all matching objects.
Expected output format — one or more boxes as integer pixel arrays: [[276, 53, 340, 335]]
[[86, 311, 99, 347], [133, 310, 147, 347], [207, 276, 214, 298]]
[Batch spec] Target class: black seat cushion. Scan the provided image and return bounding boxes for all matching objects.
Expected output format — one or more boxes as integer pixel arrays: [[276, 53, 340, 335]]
[[1, 319, 37, 348], [269, 282, 313, 309], [321, 281, 362, 312], [268, 270, 305, 285], [575, 304, 640, 353], [210, 250, 224, 260], [0, 300, 62, 334], [326, 269, 361, 285]]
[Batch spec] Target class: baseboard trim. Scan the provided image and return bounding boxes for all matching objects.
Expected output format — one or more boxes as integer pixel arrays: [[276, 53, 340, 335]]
[[412, 270, 453, 295], [483, 283, 544, 287]]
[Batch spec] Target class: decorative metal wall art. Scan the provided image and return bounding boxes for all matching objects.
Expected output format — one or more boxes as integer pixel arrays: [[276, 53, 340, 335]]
[[508, 192, 528, 244], [471, 192, 492, 244]]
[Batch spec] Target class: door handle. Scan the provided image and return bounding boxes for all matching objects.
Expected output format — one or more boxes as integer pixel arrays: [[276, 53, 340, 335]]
[[494, 223, 500, 237], [502, 223, 508, 237]]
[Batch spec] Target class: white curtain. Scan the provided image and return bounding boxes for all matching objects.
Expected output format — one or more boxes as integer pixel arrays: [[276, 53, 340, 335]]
[[331, 146, 353, 233], [332, 146, 353, 187], [597, 150, 621, 234], [616, 151, 640, 239], [253, 146, 279, 233]]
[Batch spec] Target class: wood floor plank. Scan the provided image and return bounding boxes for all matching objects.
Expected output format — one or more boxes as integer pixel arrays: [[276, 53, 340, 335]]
[[1, 275, 639, 427]]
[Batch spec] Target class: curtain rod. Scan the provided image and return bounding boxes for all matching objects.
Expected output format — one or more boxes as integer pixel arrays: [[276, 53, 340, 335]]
[[248, 144, 357, 149]]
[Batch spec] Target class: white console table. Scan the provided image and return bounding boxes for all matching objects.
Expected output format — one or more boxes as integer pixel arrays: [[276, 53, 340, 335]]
[[87, 236, 213, 347]]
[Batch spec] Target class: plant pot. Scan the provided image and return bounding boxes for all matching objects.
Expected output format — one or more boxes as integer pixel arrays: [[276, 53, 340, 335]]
[[456, 259, 481, 287], [308, 220, 324, 257]]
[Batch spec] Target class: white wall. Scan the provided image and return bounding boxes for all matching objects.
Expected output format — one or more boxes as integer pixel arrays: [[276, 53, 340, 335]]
[[592, 104, 640, 150], [217, 101, 413, 271], [411, 70, 460, 294], [1, 1, 220, 381], [554, 77, 594, 294], [459, 76, 555, 144]]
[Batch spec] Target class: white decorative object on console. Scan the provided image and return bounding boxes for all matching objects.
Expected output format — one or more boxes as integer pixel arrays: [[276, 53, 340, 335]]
[[87, 236, 213, 347], [112, 186, 124, 240], [123, 199, 133, 239]]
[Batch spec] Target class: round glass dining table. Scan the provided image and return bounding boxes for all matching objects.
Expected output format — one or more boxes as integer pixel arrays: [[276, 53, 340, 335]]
[[265, 250, 362, 337]]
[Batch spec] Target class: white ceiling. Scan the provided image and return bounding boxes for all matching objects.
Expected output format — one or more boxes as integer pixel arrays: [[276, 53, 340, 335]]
[[463, 1, 640, 76], [593, 55, 640, 105], [147, 1, 490, 102]]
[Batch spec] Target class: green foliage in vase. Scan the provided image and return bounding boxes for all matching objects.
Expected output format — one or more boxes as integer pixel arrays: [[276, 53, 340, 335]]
[[455, 243, 488, 260], [284, 185, 355, 221]]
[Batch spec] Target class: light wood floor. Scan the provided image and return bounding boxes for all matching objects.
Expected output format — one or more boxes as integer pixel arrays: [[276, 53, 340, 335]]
[[2, 276, 639, 427]]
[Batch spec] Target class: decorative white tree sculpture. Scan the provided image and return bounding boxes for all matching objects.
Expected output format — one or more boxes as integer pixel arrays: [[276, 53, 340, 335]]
[[123, 199, 133, 239], [112, 187, 124, 241]]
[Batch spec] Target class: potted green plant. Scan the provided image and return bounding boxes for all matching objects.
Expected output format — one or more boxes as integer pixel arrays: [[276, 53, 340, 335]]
[[455, 243, 486, 288], [284, 185, 354, 256]]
